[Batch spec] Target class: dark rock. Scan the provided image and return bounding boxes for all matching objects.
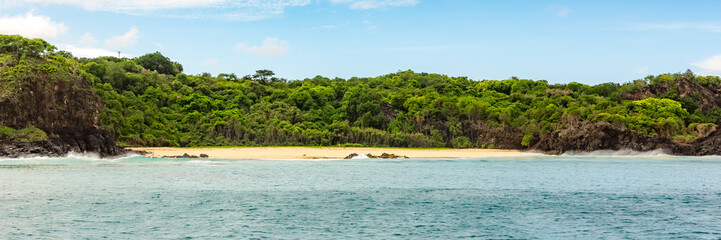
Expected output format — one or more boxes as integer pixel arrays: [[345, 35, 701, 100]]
[[524, 121, 721, 155], [344, 153, 409, 159], [684, 122, 721, 155], [366, 153, 409, 159], [161, 153, 208, 159]]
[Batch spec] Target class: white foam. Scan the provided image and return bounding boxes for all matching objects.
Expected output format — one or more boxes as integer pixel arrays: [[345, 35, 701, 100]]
[[561, 149, 670, 157], [187, 160, 225, 165], [350, 153, 370, 159], [0, 151, 143, 162]]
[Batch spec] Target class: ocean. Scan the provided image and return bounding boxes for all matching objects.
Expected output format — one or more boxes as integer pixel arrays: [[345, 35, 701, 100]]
[[1, 154, 720, 239]]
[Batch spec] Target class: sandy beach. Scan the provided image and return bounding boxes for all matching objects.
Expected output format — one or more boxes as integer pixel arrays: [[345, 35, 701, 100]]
[[129, 147, 538, 159]]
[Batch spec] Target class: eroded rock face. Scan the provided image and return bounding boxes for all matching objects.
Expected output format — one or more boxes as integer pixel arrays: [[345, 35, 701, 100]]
[[0, 56, 125, 158], [523, 121, 721, 156], [529, 122, 675, 155], [0, 129, 124, 158], [687, 124, 721, 156]]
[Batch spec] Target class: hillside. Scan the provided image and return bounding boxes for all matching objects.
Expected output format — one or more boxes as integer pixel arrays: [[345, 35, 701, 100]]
[[0, 35, 124, 157], [3, 34, 721, 156]]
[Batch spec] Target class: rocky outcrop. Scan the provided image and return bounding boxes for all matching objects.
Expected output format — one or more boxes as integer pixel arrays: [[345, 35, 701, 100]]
[[344, 153, 409, 159], [161, 153, 209, 159], [529, 121, 676, 154], [523, 121, 721, 155], [0, 129, 124, 158], [685, 123, 721, 155], [621, 73, 721, 111], [0, 49, 125, 158]]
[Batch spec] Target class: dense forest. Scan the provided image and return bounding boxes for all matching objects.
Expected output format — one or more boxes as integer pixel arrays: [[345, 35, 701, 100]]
[[3, 35, 721, 149]]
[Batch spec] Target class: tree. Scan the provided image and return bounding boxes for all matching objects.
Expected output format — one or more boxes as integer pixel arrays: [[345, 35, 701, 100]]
[[135, 51, 182, 75], [253, 69, 275, 84], [0, 35, 56, 57]]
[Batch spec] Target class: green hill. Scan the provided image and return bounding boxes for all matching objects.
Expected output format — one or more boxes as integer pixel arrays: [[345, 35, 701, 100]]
[[3, 34, 721, 155]]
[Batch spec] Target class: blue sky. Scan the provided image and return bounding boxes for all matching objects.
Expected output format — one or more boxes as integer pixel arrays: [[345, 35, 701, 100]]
[[1, 0, 721, 84]]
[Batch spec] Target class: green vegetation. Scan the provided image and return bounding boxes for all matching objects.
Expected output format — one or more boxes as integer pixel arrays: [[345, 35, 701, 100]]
[[0, 125, 48, 142], [3, 34, 721, 148]]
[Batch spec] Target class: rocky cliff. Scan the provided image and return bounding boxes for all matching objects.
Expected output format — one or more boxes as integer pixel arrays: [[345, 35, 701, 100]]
[[474, 120, 721, 155], [0, 36, 125, 158]]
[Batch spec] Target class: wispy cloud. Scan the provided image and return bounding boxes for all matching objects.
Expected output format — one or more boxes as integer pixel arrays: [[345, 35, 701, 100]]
[[692, 55, 721, 73], [633, 23, 721, 32], [105, 27, 139, 49], [0, 12, 68, 40], [234, 37, 290, 56], [78, 32, 97, 45], [331, 0, 418, 10], [2, 0, 312, 21], [58, 44, 130, 58]]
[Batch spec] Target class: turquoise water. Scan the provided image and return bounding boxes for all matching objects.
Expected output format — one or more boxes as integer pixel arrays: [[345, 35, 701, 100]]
[[1, 155, 721, 239]]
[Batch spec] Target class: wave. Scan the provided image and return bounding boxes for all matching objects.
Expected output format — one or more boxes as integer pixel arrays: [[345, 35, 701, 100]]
[[0, 151, 144, 163], [561, 149, 671, 157], [349, 153, 370, 159]]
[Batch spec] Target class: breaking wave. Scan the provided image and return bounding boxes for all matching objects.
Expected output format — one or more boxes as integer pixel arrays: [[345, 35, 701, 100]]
[[561, 149, 671, 157]]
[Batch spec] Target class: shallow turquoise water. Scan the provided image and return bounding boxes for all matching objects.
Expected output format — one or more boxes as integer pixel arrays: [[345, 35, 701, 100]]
[[1, 155, 721, 239]]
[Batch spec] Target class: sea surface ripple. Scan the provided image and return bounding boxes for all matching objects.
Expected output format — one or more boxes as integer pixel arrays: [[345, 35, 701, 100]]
[[1, 155, 720, 239]]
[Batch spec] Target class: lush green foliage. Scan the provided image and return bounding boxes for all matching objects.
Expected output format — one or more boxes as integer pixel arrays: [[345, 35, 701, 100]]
[[4, 35, 721, 148], [0, 35, 56, 58], [0, 125, 48, 142], [80, 55, 720, 147], [135, 52, 183, 75]]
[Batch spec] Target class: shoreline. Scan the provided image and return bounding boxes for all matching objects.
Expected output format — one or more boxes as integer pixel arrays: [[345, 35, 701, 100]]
[[129, 147, 538, 160]]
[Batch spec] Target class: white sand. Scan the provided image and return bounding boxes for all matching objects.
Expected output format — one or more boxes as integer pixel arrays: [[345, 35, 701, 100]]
[[129, 147, 537, 159]]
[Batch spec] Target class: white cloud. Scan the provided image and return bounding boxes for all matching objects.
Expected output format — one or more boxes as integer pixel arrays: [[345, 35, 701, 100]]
[[692, 55, 721, 73], [4, 0, 311, 21], [78, 32, 96, 45], [234, 37, 290, 56], [57, 44, 130, 58], [332, 0, 418, 10], [634, 23, 721, 32], [105, 27, 139, 49], [0, 12, 68, 40], [202, 58, 219, 66], [19, 0, 225, 11]]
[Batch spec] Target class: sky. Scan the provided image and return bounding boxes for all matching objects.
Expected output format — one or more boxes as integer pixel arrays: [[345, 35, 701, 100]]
[[1, 0, 721, 84]]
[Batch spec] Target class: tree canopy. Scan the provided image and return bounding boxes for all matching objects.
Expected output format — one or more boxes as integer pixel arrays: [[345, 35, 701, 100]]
[[3, 34, 721, 148]]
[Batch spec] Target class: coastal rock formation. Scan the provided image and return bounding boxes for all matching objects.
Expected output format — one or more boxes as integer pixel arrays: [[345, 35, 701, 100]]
[[161, 153, 209, 159], [344, 153, 409, 159], [0, 37, 125, 158], [530, 121, 677, 155], [0, 128, 123, 158], [686, 124, 721, 155]]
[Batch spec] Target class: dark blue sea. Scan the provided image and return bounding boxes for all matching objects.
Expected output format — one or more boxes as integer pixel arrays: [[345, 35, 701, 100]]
[[1, 154, 721, 239]]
